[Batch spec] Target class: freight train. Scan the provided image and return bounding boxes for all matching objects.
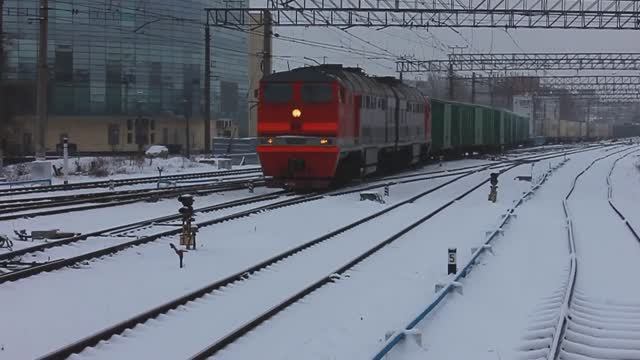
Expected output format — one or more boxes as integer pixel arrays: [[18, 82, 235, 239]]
[[256, 65, 529, 189], [542, 119, 612, 141]]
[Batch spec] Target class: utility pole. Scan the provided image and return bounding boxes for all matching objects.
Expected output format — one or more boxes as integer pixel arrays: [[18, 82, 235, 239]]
[[184, 99, 191, 158], [448, 61, 454, 100], [489, 76, 495, 107], [471, 72, 476, 103], [35, 0, 48, 159], [585, 102, 591, 139], [263, 10, 272, 76], [204, 16, 211, 155]]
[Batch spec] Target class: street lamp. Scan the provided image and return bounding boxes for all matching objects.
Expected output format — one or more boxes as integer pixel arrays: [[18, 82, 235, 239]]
[[183, 99, 192, 158]]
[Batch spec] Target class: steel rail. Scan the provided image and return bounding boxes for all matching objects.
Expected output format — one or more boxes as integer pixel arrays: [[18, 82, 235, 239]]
[[0, 145, 605, 265], [0, 192, 324, 284], [0, 174, 262, 207], [35, 146, 606, 359], [0, 167, 263, 195], [605, 149, 640, 242], [547, 145, 639, 359], [39, 160, 499, 360], [0, 177, 265, 221]]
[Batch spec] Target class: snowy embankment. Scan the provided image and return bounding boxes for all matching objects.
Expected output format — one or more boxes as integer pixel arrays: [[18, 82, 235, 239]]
[[209, 147, 610, 360], [0, 166, 477, 359]]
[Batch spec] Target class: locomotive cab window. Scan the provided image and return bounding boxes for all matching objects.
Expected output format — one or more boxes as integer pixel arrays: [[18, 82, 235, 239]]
[[263, 83, 293, 103], [301, 84, 333, 103]]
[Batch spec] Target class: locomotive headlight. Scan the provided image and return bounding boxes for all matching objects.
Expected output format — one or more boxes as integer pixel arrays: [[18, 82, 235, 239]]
[[292, 108, 302, 118], [267, 138, 273, 144], [320, 138, 329, 145]]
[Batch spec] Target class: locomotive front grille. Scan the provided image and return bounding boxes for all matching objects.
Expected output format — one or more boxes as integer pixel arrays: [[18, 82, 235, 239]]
[[288, 158, 306, 172]]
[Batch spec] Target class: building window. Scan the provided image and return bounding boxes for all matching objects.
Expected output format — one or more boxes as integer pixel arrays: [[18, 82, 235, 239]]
[[150, 119, 155, 130], [127, 133, 132, 144], [127, 119, 132, 131], [163, 128, 169, 144], [150, 133, 155, 144]]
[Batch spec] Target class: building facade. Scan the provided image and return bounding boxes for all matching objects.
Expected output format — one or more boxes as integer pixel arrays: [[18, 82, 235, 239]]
[[1, 0, 248, 155]]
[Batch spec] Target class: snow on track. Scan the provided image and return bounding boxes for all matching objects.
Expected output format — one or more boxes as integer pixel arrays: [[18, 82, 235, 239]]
[[569, 148, 640, 300], [0, 187, 278, 254], [192, 155, 580, 360], [609, 152, 640, 232], [0, 172, 465, 359], [65, 166, 509, 360], [401, 150, 607, 360], [0, 167, 262, 200], [555, 146, 640, 360]]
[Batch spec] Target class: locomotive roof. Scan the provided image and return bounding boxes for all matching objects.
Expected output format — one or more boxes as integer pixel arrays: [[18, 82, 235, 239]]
[[262, 65, 365, 83], [264, 65, 425, 99]]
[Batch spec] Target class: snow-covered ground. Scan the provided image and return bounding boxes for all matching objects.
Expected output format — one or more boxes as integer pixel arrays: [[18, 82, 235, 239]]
[[570, 148, 640, 299], [0, 167, 478, 359], [2, 144, 635, 360], [1, 156, 261, 186], [209, 149, 597, 360], [0, 187, 278, 254], [0, 171, 264, 206], [609, 152, 640, 229]]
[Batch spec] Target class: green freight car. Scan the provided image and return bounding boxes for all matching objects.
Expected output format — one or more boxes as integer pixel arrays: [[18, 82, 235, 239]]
[[430, 98, 529, 154]]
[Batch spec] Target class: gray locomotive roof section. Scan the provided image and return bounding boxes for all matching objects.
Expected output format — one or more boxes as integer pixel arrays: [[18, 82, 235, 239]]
[[262, 64, 394, 98], [375, 76, 425, 102]]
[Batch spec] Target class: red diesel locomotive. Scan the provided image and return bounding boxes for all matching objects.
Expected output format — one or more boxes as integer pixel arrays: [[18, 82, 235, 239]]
[[257, 65, 432, 189]]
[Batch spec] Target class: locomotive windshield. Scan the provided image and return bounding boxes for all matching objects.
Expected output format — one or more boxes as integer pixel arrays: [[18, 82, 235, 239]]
[[301, 84, 333, 103], [263, 83, 293, 103]]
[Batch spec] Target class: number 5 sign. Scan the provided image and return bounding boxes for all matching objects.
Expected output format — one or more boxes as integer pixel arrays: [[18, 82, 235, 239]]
[[448, 248, 457, 275]]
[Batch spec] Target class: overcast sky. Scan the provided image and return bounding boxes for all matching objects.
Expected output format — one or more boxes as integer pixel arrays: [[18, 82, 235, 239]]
[[268, 26, 640, 79]]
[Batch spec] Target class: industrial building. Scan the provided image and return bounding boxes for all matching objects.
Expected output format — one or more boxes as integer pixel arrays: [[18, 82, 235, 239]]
[[1, 0, 251, 156]]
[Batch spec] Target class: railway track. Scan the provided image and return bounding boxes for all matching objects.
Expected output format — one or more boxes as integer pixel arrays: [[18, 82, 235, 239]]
[[0, 151, 566, 262], [0, 190, 318, 281], [0, 165, 502, 282], [35, 148, 588, 360], [520, 145, 640, 360], [0, 175, 265, 221], [1, 146, 589, 281], [0, 167, 263, 195], [0, 145, 598, 221]]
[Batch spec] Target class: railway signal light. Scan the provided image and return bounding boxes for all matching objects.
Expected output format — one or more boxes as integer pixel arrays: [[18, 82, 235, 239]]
[[489, 173, 499, 203], [178, 195, 195, 249], [489, 172, 499, 186]]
